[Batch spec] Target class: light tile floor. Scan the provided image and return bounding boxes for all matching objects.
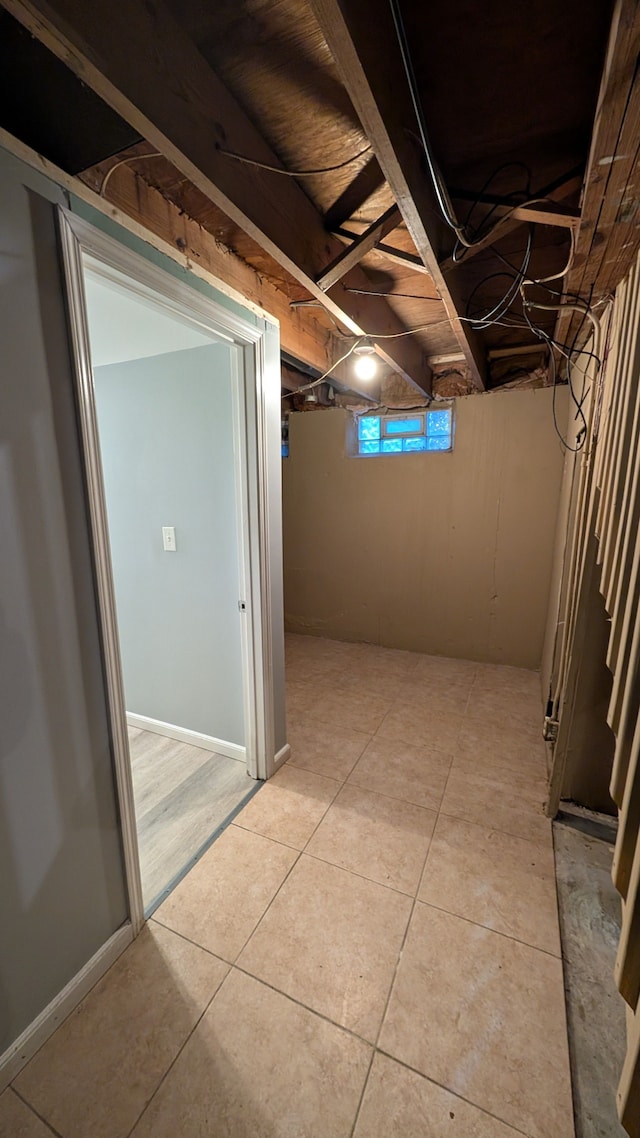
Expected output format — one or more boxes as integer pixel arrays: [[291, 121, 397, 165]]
[[0, 635, 575, 1138]]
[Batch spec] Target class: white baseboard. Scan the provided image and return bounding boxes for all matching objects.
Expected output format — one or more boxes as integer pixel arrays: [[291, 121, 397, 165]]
[[273, 743, 291, 772], [0, 924, 132, 1091], [126, 713, 246, 764]]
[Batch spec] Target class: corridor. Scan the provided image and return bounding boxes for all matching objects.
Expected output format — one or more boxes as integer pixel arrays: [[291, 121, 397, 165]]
[[0, 635, 572, 1138]]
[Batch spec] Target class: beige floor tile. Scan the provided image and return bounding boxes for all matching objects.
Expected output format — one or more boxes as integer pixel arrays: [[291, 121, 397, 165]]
[[377, 701, 463, 754], [286, 714, 370, 781], [330, 668, 406, 700], [238, 855, 412, 1041], [473, 662, 541, 697], [131, 969, 371, 1138], [353, 1053, 525, 1138], [465, 686, 542, 731], [440, 766, 551, 843], [380, 904, 574, 1138], [0, 1090, 55, 1138], [233, 765, 339, 848], [393, 677, 471, 714], [456, 715, 546, 773], [305, 687, 392, 734], [418, 814, 561, 954], [307, 784, 436, 894], [152, 824, 297, 960], [451, 742, 547, 792], [348, 737, 451, 812], [466, 678, 539, 723], [285, 679, 317, 716], [14, 924, 228, 1138], [412, 654, 478, 685]]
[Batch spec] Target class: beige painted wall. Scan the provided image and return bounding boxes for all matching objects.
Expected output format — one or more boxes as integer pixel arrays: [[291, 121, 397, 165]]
[[283, 387, 569, 669]]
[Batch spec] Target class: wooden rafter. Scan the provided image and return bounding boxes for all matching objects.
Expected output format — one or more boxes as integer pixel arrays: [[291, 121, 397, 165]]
[[80, 154, 339, 375], [309, 0, 486, 389], [2, 0, 432, 395], [555, 0, 640, 351], [324, 153, 386, 231], [439, 177, 583, 275], [317, 204, 400, 290], [331, 226, 430, 274]]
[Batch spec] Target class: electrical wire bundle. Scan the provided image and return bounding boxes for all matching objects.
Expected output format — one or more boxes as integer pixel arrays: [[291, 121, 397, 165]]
[[387, 0, 608, 452]]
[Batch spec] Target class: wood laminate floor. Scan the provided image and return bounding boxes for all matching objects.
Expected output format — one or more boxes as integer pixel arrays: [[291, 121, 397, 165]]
[[128, 727, 255, 909]]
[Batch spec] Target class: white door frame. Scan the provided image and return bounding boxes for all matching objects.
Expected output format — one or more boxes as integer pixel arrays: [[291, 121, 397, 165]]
[[57, 207, 276, 933]]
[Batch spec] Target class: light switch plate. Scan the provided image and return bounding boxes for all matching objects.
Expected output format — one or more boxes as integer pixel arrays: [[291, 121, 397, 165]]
[[162, 526, 177, 552]]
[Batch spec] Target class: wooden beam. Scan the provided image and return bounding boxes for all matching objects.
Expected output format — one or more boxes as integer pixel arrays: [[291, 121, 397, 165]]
[[3, 0, 431, 396], [555, 0, 640, 350], [317, 204, 400, 290], [374, 242, 431, 275], [331, 226, 430, 274], [440, 183, 582, 275], [324, 153, 386, 230], [309, 0, 486, 389], [499, 201, 579, 229], [78, 159, 338, 374], [0, 122, 341, 379]]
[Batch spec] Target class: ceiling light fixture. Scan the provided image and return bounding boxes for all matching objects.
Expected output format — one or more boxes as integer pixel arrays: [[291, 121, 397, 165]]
[[353, 337, 378, 380]]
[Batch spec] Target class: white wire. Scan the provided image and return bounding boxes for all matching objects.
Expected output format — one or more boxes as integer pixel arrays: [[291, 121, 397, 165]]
[[100, 153, 163, 196], [281, 343, 361, 399]]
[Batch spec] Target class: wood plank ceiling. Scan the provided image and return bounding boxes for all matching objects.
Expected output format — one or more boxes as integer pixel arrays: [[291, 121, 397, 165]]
[[2, 0, 635, 398]]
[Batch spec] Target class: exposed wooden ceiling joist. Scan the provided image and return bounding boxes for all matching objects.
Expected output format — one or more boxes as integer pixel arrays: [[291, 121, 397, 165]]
[[3, 0, 432, 395], [331, 226, 431, 275], [439, 179, 584, 275], [80, 154, 340, 375], [324, 153, 386, 231], [317, 204, 400, 290], [309, 0, 487, 389], [555, 0, 640, 350]]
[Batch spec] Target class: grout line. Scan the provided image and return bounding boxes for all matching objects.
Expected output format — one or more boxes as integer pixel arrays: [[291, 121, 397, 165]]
[[228, 962, 376, 1049], [328, 778, 442, 818], [370, 815, 437, 1054], [224, 846, 304, 961], [148, 916, 236, 968], [122, 964, 234, 1138], [300, 850, 419, 900], [348, 1048, 376, 1138], [432, 805, 556, 849], [10, 1089, 64, 1138], [437, 805, 552, 846], [230, 820, 304, 852], [411, 896, 562, 959], [372, 1050, 533, 1138]]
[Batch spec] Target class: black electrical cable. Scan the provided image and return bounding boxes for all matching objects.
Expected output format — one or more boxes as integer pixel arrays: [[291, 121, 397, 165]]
[[464, 227, 533, 329], [452, 163, 533, 264]]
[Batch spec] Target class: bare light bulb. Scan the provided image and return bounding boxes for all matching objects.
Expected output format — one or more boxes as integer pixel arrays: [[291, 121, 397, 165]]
[[353, 353, 377, 381]]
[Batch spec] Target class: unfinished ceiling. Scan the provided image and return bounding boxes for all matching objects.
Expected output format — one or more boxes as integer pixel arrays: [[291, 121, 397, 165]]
[[1, 0, 636, 399]]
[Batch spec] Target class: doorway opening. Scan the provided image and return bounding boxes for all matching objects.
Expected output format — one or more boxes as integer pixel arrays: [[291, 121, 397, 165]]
[[82, 261, 257, 911], [58, 209, 283, 925]]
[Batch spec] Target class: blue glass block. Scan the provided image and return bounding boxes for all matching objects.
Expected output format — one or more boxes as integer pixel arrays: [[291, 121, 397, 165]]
[[381, 438, 403, 453], [359, 440, 381, 454], [427, 409, 452, 435], [426, 434, 451, 451], [281, 442, 289, 458], [385, 416, 423, 436], [358, 416, 381, 441], [403, 436, 428, 452]]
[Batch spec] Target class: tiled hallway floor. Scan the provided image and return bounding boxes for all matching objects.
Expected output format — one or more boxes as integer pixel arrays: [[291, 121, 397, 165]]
[[0, 636, 574, 1138]]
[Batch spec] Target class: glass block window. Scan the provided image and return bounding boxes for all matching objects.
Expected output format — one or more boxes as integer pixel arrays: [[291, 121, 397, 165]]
[[355, 407, 453, 456]]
